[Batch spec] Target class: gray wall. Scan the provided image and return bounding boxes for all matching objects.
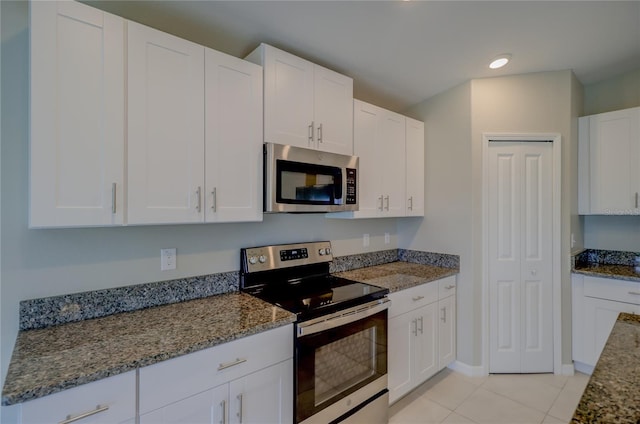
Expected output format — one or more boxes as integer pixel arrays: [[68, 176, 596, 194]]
[[0, 0, 399, 386], [404, 71, 580, 370], [582, 69, 640, 251]]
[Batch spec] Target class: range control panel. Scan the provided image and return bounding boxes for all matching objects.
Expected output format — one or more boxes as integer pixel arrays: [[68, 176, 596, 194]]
[[241, 241, 333, 273]]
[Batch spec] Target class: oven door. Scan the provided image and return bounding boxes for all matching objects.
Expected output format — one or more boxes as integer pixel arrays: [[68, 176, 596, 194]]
[[295, 299, 389, 424]]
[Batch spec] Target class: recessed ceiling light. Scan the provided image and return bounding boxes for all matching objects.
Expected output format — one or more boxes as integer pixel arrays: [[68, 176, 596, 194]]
[[489, 54, 512, 69]]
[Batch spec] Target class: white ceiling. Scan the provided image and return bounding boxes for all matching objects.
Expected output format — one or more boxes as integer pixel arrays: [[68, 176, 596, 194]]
[[90, 0, 640, 112]]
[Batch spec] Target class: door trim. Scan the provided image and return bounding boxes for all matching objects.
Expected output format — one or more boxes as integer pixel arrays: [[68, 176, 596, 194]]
[[481, 133, 562, 375]]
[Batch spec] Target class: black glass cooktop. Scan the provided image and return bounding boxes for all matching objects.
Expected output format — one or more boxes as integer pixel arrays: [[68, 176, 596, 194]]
[[247, 275, 388, 320]]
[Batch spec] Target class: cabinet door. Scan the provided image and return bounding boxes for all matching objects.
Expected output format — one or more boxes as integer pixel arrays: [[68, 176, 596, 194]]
[[205, 49, 263, 223], [588, 107, 640, 214], [228, 359, 293, 424], [262, 45, 315, 149], [313, 65, 354, 155], [380, 110, 406, 217], [405, 118, 425, 217], [387, 312, 414, 404], [414, 303, 438, 384], [21, 371, 135, 424], [582, 297, 637, 366], [127, 21, 205, 225], [139, 387, 219, 424], [438, 295, 456, 369], [352, 100, 384, 218], [29, 1, 124, 228]]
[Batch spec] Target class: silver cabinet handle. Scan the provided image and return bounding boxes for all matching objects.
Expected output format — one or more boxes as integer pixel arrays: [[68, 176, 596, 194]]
[[418, 316, 424, 334], [384, 195, 390, 211], [445, 285, 456, 290], [308, 121, 315, 143], [629, 291, 640, 296], [218, 357, 247, 371], [441, 307, 447, 323], [378, 195, 384, 211], [636, 192, 639, 209], [59, 405, 109, 424], [111, 183, 117, 214], [237, 393, 244, 424], [196, 187, 202, 212], [220, 399, 226, 424], [211, 188, 217, 212], [317, 123, 323, 143], [408, 196, 413, 210], [412, 296, 424, 302], [412, 318, 418, 336]]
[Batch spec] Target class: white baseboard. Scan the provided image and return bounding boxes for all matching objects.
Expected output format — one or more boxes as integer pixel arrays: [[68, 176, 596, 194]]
[[573, 361, 594, 376], [447, 360, 487, 377], [558, 363, 575, 376]]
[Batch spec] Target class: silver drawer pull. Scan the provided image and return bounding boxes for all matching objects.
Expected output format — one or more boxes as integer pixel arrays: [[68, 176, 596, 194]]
[[218, 358, 247, 371], [111, 183, 117, 214], [59, 405, 109, 424], [445, 285, 455, 290], [412, 295, 425, 302], [629, 291, 640, 296]]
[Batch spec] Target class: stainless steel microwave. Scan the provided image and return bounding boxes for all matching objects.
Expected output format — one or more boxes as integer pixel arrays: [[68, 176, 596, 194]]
[[264, 143, 359, 213]]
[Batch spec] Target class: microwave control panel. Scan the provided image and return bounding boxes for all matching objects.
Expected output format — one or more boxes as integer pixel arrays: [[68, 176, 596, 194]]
[[346, 168, 357, 205]]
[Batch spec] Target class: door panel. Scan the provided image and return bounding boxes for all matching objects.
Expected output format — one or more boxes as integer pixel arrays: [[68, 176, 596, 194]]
[[489, 142, 553, 373]]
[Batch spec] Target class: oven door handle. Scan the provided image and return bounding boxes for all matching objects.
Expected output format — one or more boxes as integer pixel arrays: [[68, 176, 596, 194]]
[[297, 298, 390, 337]]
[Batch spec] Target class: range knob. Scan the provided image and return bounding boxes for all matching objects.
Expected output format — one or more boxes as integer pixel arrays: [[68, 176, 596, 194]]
[[248, 256, 258, 265], [259, 255, 267, 263], [325, 247, 331, 255], [318, 248, 326, 256]]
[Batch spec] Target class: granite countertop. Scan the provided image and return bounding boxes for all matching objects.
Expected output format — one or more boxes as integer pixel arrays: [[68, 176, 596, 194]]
[[1, 292, 295, 406], [334, 261, 458, 292], [572, 313, 640, 423], [573, 263, 640, 283]]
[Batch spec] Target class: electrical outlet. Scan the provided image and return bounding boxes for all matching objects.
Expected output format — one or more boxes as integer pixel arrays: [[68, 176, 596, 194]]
[[161, 248, 176, 271], [363, 234, 370, 247], [385, 232, 390, 244]]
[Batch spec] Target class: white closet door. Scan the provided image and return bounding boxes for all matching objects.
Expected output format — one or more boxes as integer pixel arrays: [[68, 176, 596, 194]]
[[30, 1, 124, 227], [127, 21, 205, 225], [489, 142, 553, 373]]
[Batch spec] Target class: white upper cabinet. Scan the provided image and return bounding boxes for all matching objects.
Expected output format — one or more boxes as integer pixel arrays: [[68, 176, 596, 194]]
[[246, 43, 354, 155], [204, 49, 263, 223], [330, 100, 410, 219], [29, 1, 125, 228], [578, 107, 640, 215], [127, 21, 205, 225], [405, 118, 425, 217]]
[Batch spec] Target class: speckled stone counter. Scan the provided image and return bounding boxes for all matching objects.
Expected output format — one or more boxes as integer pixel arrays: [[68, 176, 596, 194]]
[[2, 292, 295, 406], [573, 263, 640, 283], [334, 261, 458, 292], [572, 313, 640, 424]]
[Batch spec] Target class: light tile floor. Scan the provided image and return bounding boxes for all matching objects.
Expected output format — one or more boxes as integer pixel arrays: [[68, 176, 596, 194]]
[[389, 369, 590, 424]]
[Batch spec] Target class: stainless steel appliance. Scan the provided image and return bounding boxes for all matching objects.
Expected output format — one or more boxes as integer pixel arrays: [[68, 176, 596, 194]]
[[263, 143, 359, 213], [240, 241, 389, 424]]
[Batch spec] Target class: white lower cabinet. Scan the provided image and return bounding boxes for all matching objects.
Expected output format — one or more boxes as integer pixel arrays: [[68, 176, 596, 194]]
[[572, 274, 640, 373], [18, 371, 136, 424], [139, 325, 293, 424], [388, 276, 456, 404]]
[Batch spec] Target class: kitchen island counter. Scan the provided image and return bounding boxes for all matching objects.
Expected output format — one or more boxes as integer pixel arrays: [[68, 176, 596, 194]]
[[334, 261, 458, 292], [2, 292, 295, 406], [572, 313, 640, 423]]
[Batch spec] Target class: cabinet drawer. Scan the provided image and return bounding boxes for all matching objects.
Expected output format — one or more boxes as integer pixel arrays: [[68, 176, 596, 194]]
[[388, 282, 438, 318], [20, 371, 135, 424], [584, 276, 640, 305], [139, 324, 293, 414], [438, 276, 457, 299]]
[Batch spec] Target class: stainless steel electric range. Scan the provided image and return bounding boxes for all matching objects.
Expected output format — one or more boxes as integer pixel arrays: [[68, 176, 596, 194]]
[[240, 241, 390, 424]]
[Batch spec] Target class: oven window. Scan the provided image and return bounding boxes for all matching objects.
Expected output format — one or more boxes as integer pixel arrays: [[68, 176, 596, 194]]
[[296, 309, 387, 423], [314, 326, 376, 405], [276, 160, 343, 205]]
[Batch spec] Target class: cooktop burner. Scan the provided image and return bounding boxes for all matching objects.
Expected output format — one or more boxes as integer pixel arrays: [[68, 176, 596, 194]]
[[239, 241, 388, 321]]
